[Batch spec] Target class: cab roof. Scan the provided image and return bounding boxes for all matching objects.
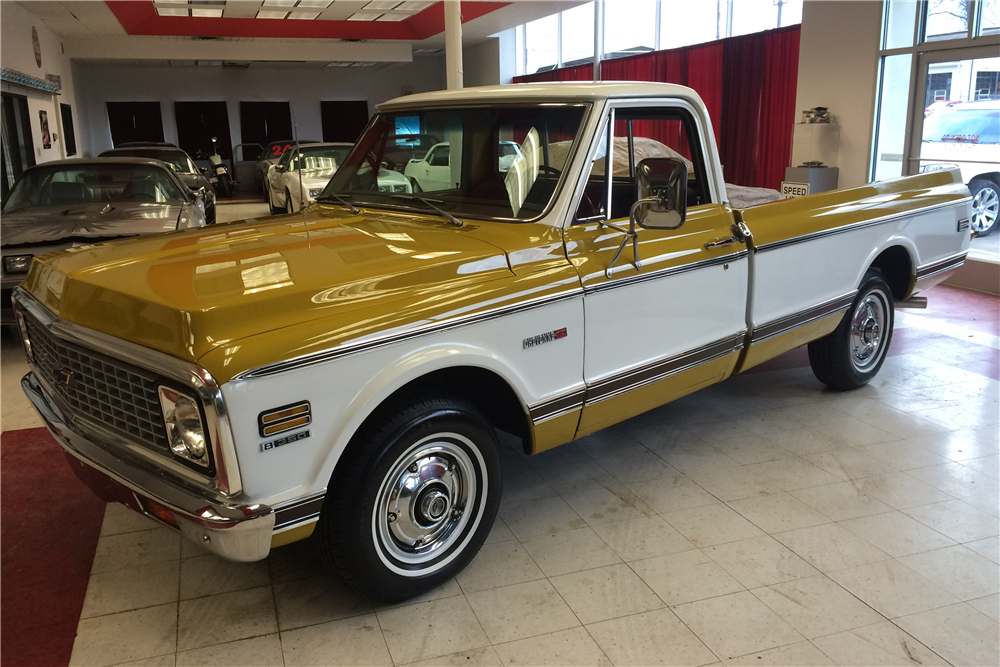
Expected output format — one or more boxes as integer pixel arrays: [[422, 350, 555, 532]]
[[378, 82, 704, 111]]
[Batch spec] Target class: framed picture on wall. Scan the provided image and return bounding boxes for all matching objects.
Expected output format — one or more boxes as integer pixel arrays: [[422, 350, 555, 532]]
[[39, 110, 51, 149]]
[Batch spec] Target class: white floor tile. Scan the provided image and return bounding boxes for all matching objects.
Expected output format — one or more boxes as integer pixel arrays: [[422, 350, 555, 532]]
[[281, 614, 393, 667], [827, 559, 960, 618], [630, 549, 745, 606], [70, 604, 178, 667], [176, 634, 283, 667], [493, 627, 612, 666], [587, 608, 717, 666], [466, 579, 579, 644], [550, 563, 664, 624], [377, 596, 489, 665], [895, 603, 1000, 667]]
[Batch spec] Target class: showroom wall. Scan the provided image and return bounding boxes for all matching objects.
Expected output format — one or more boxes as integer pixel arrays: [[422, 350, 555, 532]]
[[0, 1, 83, 162], [792, 0, 882, 189], [73, 57, 446, 157]]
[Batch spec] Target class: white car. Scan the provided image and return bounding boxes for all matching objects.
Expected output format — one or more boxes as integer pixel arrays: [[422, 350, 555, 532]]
[[404, 141, 523, 192], [920, 101, 1000, 235], [268, 142, 411, 214]]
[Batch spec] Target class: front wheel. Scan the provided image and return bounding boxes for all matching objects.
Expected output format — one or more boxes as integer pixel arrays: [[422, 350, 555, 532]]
[[316, 390, 501, 601], [285, 190, 295, 214], [217, 173, 233, 198], [970, 178, 999, 237], [808, 270, 894, 390]]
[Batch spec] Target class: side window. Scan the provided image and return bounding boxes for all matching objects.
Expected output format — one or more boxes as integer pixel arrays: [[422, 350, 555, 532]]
[[575, 120, 611, 222], [429, 146, 450, 167], [603, 106, 712, 220]]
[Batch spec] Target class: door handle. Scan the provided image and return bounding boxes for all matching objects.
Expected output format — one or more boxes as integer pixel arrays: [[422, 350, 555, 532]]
[[704, 237, 737, 249]]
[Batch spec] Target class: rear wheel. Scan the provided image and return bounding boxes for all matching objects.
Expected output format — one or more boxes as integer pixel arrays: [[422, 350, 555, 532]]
[[970, 178, 999, 237], [808, 270, 894, 390], [316, 390, 501, 601]]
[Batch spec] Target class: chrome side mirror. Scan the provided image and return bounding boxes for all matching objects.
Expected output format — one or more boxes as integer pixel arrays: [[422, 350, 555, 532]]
[[631, 157, 687, 230]]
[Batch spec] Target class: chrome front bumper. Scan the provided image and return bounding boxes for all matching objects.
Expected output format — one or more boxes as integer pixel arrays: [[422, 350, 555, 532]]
[[22, 371, 275, 561]]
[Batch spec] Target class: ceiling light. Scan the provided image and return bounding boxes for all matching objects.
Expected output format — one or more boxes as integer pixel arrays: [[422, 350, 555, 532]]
[[256, 10, 290, 18], [157, 7, 189, 16], [191, 8, 224, 17], [288, 10, 321, 19], [347, 11, 384, 20], [399, 1, 435, 10], [364, 1, 402, 9], [155, 0, 188, 5], [296, 0, 332, 7], [377, 10, 413, 21], [262, 0, 298, 5], [326, 62, 353, 67]]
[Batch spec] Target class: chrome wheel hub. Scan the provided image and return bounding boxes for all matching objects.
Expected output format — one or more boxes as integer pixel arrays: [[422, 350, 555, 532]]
[[971, 185, 998, 233], [375, 436, 476, 566], [850, 294, 886, 370]]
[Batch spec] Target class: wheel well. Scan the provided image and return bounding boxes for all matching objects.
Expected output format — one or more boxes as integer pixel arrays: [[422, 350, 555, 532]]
[[386, 367, 532, 452], [869, 245, 912, 301], [970, 172, 1000, 186]]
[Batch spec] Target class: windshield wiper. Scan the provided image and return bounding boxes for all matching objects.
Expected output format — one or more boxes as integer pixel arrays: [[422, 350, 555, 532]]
[[389, 194, 463, 227], [315, 193, 360, 214]]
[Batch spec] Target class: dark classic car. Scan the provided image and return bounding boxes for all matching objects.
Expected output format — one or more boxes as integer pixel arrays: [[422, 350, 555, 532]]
[[1, 158, 207, 324], [99, 146, 217, 223]]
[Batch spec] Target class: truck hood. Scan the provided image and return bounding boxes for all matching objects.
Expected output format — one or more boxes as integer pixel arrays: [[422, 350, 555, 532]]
[[2, 203, 182, 247], [20, 208, 513, 363]]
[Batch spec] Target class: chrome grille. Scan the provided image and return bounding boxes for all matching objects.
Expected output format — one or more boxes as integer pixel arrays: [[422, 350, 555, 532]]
[[22, 312, 170, 452]]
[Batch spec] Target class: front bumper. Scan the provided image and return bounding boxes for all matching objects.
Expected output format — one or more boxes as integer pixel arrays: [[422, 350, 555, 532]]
[[22, 371, 275, 561]]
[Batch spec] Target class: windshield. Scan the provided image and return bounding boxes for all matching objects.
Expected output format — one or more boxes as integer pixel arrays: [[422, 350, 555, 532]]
[[923, 107, 1000, 144], [288, 146, 352, 173], [100, 149, 199, 174], [321, 105, 588, 221], [4, 164, 187, 211]]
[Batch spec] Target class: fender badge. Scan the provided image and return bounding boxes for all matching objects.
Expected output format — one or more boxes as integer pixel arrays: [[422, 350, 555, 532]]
[[958, 218, 970, 232], [261, 429, 309, 452], [523, 327, 567, 349]]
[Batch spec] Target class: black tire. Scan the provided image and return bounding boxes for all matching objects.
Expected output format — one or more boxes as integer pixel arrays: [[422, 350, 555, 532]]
[[808, 270, 894, 390], [316, 389, 502, 601], [267, 187, 282, 215], [410, 178, 422, 193], [218, 173, 233, 198], [970, 178, 999, 237], [206, 203, 216, 225]]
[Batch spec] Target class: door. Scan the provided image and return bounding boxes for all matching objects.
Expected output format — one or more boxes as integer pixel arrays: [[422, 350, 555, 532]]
[[321, 100, 369, 143], [107, 102, 165, 146], [565, 102, 749, 436], [240, 101, 293, 161], [60, 103, 77, 156], [1, 93, 35, 200], [907, 46, 1000, 234]]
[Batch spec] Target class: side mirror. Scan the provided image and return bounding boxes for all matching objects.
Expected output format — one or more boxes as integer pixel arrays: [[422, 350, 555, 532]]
[[631, 158, 687, 230]]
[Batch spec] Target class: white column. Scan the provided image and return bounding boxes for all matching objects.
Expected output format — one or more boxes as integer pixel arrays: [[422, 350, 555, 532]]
[[593, 0, 603, 81], [445, 0, 464, 90]]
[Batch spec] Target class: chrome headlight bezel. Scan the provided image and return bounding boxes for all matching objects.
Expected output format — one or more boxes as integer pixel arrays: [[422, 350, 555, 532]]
[[4, 254, 33, 275], [158, 385, 213, 469], [308, 188, 322, 198]]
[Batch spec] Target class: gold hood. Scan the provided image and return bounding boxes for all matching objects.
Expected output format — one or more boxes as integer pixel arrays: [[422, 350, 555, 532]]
[[21, 208, 516, 364]]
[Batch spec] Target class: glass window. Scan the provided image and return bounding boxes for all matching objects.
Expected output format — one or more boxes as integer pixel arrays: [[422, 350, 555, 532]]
[[515, 24, 525, 76], [604, 0, 656, 57], [731, 0, 780, 37], [779, 0, 804, 27], [526, 14, 559, 74], [660, 0, 727, 49], [923, 0, 970, 41], [98, 148, 199, 174], [288, 145, 353, 172], [883, 0, 918, 49], [575, 120, 610, 221], [4, 163, 186, 210], [978, 0, 1000, 35], [323, 105, 588, 221], [871, 54, 913, 181], [561, 2, 595, 66]]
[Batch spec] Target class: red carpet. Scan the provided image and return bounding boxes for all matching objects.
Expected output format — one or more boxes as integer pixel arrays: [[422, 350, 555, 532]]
[[1, 428, 106, 667]]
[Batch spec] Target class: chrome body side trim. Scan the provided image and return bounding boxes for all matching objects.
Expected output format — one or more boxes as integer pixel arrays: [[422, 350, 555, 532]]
[[915, 251, 967, 280], [528, 388, 587, 423], [751, 292, 857, 344], [583, 333, 744, 406], [235, 288, 585, 380], [273, 493, 326, 530], [583, 251, 748, 295], [754, 198, 973, 254], [21, 372, 273, 561], [13, 287, 242, 496]]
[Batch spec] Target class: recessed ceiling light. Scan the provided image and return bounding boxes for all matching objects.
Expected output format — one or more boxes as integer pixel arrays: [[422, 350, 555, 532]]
[[156, 7, 189, 16], [191, 8, 224, 17], [377, 10, 413, 21], [347, 10, 384, 20], [256, 9, 290, 18], [296, 0, 332, 7], [262, 0, 298, 5], [364, 1, 401, 9], [399, 1, 435, 10], [287, 10, 321, 19], [155, 0, 188, 5], [326, 61, 353, 67]]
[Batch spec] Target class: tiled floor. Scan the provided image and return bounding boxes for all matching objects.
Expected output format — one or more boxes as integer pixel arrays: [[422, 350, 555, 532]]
[[1, 213, 997, 667], [53, 347, 999, 667]]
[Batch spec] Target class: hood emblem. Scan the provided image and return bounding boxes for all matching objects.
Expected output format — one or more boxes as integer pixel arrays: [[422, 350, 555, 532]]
[[51, 366, 75, 388]]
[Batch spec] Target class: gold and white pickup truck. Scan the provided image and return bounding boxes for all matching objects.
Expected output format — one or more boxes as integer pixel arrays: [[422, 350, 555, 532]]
[[14, 83, 971, 600]]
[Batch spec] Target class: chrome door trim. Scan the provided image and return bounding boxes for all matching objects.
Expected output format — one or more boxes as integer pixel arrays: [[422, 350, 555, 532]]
[[582, 250, 748, 295]]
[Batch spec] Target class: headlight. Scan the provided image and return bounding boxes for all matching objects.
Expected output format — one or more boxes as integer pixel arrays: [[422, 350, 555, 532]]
[[158, 386, 210, 467], [308, 188, 322, 197], [919, 163, 957, 174], [4, 255, 33, 274]]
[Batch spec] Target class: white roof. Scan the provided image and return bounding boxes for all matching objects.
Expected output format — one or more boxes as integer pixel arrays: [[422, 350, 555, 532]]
[[378, 82, 704, 111]]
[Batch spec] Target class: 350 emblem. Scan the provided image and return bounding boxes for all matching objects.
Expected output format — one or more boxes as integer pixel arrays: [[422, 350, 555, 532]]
[[261, 430, 310, 452]]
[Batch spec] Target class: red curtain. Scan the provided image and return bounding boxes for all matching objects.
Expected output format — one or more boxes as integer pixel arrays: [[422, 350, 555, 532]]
[[513, 25, 800, 189]]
